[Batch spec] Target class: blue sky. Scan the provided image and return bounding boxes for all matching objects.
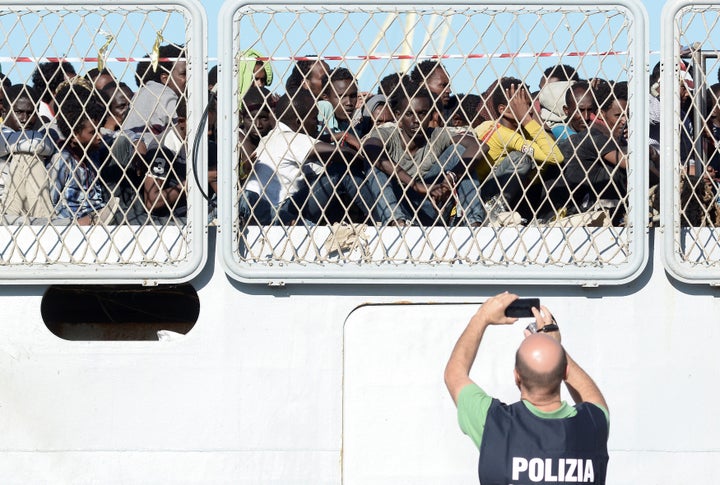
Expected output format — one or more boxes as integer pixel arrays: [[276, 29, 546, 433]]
[[207, 1, 664, 49], [0, 2, 669, 94], [205, 1, 662, 58], [216, 2, 666, 95]]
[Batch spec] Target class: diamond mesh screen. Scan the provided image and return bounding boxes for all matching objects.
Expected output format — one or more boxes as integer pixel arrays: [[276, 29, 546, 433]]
[[221, 2, 648, 283], [662, 4, 720, 282], [0, 2, 205, 282]]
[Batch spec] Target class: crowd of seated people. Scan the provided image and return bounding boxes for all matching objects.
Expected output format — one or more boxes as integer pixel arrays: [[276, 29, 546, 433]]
[[0, 43, 192, 226], [0, 42, 712, 229], [236, 56, 671, 228], [646, 59, 717, 227]]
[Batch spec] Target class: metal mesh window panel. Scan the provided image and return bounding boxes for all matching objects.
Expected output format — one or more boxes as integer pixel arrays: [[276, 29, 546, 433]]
[[661, 0, 720, 284], [0, 1, 207, 284], [218, 0, 649, 285]]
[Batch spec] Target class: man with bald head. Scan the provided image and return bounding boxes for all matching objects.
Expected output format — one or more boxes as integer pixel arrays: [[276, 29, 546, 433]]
[[445, 292, 609, 484]]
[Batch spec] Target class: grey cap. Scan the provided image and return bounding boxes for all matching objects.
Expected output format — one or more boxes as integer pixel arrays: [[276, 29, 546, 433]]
[[363, 94, 387, 117]]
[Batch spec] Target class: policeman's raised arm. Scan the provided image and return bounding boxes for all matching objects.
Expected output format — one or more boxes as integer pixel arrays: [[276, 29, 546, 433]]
[[531, 305, 609, 413], [564, 354, 608, 412], [444, 292, 519, 405]]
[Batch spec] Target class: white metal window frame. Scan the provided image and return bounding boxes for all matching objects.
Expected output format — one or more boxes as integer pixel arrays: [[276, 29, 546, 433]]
[[0, 0, 208, 285], [218, 0, 650, 286], [660, 0, 720, 285]]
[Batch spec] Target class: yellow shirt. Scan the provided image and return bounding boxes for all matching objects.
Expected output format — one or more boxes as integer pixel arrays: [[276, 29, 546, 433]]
[[473, 119, 563, 181]]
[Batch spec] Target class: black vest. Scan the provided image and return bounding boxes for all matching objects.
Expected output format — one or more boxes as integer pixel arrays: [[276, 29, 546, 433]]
[[478, 400, 609, 484]]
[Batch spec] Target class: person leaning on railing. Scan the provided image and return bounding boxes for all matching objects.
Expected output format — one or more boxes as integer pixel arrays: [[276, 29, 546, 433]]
[[410, 60, 453, 128], [553, 82, 648, 224], [0, 84, 55, 222], [285, 56, 332, 139], [239, 89, 386, 226], [122, 43, 186, 150], [48, 83, 117, 225], [317, 67, 365, 150], [238, 85, 276, 184], [139, 98, 189, 222], [360, 80, 488, 226], [549, 80, 596, 142], [473, 77, 564, 222], [31, 61, 76, 124]]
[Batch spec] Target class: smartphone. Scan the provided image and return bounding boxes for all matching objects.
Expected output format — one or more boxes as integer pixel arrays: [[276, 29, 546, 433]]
[[505, 298, 540, 318]]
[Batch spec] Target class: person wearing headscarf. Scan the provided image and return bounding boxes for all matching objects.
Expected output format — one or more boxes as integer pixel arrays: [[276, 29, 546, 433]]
[[237, 49, 273, 97]]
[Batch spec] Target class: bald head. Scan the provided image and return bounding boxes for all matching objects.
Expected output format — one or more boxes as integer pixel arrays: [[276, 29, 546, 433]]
[[515, 334, 567, 395]]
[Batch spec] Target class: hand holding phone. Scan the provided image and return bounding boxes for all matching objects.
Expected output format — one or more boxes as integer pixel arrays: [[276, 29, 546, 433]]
[[504, 298, 540, 318]]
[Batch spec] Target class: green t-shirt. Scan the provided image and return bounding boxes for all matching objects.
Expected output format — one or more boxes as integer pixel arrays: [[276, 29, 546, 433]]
[[457, 383, 609, 449]]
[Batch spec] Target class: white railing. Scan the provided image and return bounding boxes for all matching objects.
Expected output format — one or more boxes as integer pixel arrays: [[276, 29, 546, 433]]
[[661, 0, 720, 284], [219, 0, 649, 284], [0, 1, 665, 285], [0, 1, 207, 284]]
